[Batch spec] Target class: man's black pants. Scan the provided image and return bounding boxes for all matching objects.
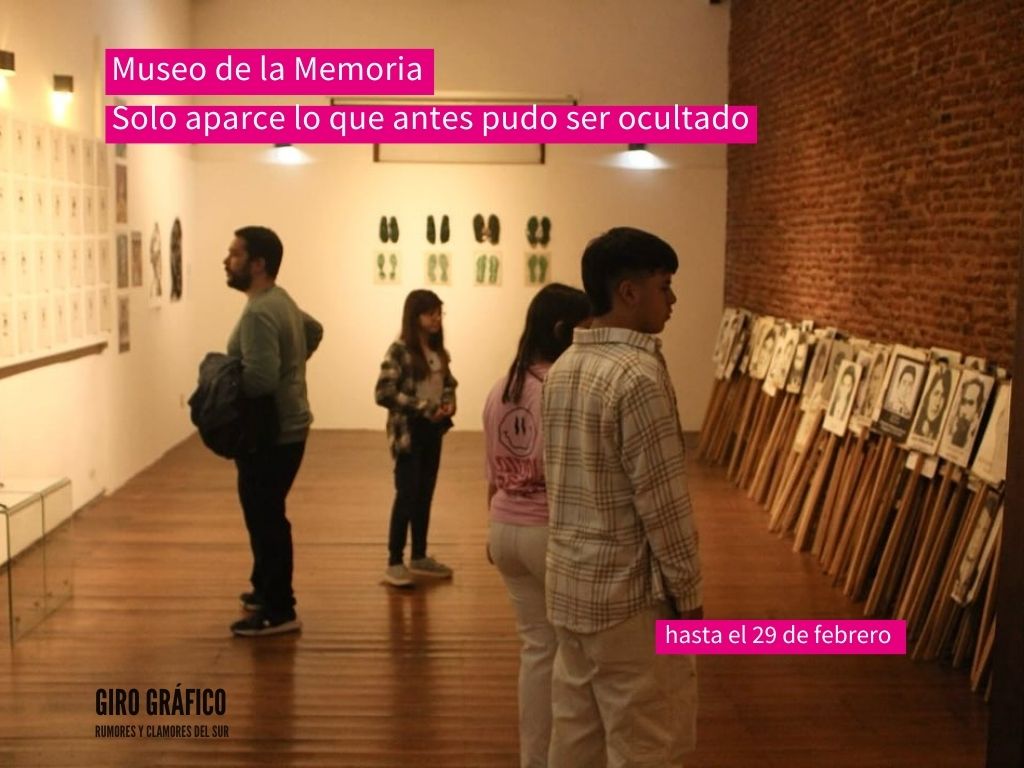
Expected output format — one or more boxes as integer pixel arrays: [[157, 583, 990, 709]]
[[235, 440, 306, 618]]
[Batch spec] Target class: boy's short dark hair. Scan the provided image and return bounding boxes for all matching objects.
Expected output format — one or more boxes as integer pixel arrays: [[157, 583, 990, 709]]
[[581, 227, 678, 314], [235, 226, 283, 277]]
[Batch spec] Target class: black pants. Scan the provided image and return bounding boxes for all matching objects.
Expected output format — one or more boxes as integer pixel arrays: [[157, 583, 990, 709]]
[[388, 419, 445, 566], [235, 440, 306, 618]]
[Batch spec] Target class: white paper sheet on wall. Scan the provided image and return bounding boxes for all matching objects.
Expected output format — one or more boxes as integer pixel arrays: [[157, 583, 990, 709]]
[[34, 239, 51, 295], [85, 290, 98, 335], [99, 286, 112, 332], [51, 186, 66, 235], [98, 238, 111, 285], [0, 112, 11, 173], [67, 135, 82, 184], [36, 299, 52, 351], [11, 119, 29, 176], [83, 189, 95, 235], [69, 187, 82, 235], [0, 239, 12, 298], [98, 188, 110, 233], [13, 178, 29, 234], [70, 239, 83, 288], [83, 240, 96, 287], [83, 140, 96, 186], [16, 297, 34, 355], [96, 141, 109, 188], [0, 300, 14, 357], [53, 293, 68, 346], [68, 291, 83, 340], [49, 127, 65, 181], [53, 238, 67, 291], [30, 123, 48, 177], [0, 174, 11, 233], [33, 181, 49, 233], [15, 239, 32, 294]]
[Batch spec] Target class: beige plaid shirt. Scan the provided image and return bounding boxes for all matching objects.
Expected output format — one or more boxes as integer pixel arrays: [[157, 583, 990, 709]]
[[542, 326, 702, 633]]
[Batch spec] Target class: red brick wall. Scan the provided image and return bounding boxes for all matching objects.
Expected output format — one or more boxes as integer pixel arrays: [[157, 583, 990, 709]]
[[725, 0, 1024, 368]]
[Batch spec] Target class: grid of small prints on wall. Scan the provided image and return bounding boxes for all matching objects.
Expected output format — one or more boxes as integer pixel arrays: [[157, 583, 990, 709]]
[[0, 109, 113, 363]]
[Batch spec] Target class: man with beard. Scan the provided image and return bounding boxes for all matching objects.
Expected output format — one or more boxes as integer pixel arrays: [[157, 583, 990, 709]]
[[950, 378, 984, 449], [223, 226, 322, 636]]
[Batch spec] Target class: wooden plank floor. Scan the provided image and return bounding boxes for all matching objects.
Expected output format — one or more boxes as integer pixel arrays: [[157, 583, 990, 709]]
[[0, 431, 987, 767]]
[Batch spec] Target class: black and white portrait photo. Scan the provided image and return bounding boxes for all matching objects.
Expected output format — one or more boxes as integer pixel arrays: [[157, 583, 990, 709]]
[[905, 364, 958, 455], [785, 334, 814, 395], [939, 371, 995, 468], [970, 379, 1009, 484], [764, 325, 800, 395], [876, 346, 927, 441], [824, 360, 862, 437]]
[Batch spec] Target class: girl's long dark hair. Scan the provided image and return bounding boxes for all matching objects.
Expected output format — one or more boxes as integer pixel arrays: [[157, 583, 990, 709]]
[[400, 289, 448, 380], [502, 283, 591, 403]]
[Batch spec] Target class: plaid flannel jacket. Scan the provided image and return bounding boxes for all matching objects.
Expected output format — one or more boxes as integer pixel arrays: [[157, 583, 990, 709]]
[[374, 340, 458, 458], [542, 327, 702, 633]]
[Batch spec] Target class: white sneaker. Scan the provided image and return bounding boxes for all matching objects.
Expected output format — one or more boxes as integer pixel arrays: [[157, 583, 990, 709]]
[[408, 556, 453, 579], [384, 563, 414, 587]]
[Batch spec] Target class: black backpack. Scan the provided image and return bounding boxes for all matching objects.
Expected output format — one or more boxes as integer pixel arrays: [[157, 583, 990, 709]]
[[188, 352, 279, 459]]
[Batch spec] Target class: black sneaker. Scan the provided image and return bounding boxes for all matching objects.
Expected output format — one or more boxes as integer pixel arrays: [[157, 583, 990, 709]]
[[231, 611, 301, 637], [239, 591, 264, 611]]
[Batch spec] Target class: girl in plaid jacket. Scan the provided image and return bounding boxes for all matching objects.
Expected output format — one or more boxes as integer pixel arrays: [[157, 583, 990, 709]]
[[375, 289, 458, 586]]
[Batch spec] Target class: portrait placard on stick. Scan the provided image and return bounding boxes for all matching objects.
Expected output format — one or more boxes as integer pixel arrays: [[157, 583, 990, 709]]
[[823, 360, 863, 437], [970, 380, 1009, 486], [876, 345, 927, 442], [904, 364, 959, 455], [939, 371, 995, 468]]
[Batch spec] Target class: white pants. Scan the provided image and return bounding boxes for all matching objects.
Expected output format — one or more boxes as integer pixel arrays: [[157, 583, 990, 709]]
[[548, 603, 698, 768], [489, 521, 557, 768]]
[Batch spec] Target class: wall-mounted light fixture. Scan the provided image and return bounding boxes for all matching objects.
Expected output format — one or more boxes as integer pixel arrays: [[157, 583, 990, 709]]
[[53, 74, 74, 96], [264, 142, 311, 166], [51, 74, 74, 121], [0, 50, 15, 77], [611, 143, 668, 170]]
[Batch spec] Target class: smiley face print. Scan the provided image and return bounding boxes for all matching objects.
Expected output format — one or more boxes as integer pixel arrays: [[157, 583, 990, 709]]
[[499, 407, 538, 457]]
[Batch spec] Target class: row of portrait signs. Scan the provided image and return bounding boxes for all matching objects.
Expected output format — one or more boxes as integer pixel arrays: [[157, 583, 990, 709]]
[[710, 308, 1008, 488]]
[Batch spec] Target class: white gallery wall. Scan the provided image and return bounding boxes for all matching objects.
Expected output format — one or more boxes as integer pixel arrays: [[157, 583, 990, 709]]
[[189, 0, 730, 432], [0, 0, 197, 507], [1, 0, 728, 511]]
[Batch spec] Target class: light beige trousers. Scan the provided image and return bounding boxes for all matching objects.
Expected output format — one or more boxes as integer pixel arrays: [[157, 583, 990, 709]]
[[548, 602, 698, 768]]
